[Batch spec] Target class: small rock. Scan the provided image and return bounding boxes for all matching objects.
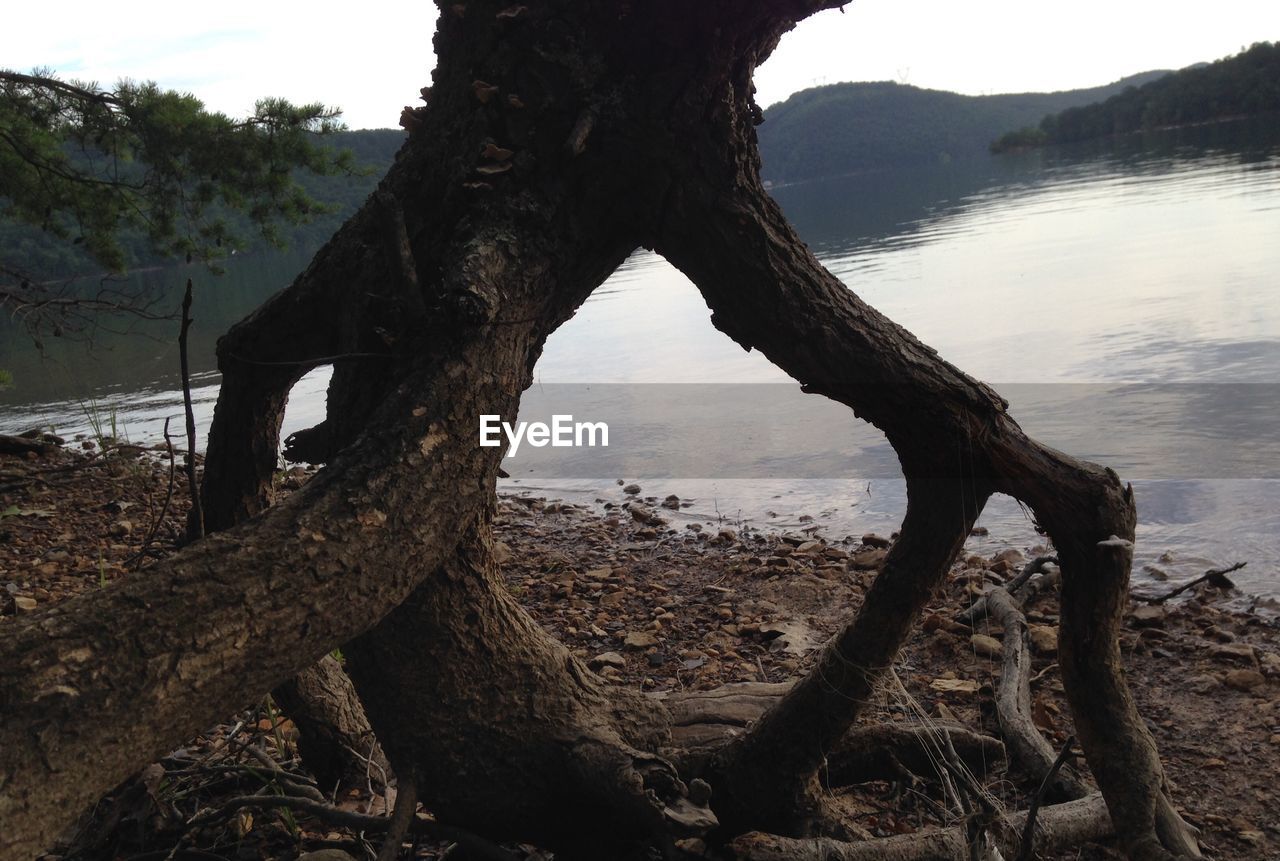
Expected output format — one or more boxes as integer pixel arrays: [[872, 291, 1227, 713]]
[[970, 634, 1003, 659], [661, 494, 681, 510], [861, 533, 892, 549], [630, 506, 667, 527], [622, 483, 641, 495], [1209, 642, 1257, 665], [623, 631, 659, 649], [930, 677, 980, 694], [712, 528, 736, 545], [969, 526, 989, 536], [847, 547, 887, 570], [108, 519, 133, 538], [299, 851, 359, 861], [1128, 605, 1166, 628], [1028, 625, 1057, 655], [1258, 651, 1280, 677], [1223, 669, 1265, 692], [13, 595, 38, 614], [1187, 674, 1221, 694], [1143, 564, 1170, 581], [588, 651, 626, 670]]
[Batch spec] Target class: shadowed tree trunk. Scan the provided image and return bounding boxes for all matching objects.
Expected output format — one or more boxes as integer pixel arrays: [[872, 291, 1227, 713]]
[[0, 3, 1201, 860]]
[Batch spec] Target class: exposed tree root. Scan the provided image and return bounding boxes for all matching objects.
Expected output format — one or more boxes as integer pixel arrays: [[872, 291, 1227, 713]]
[[270, 656, 391, 793]]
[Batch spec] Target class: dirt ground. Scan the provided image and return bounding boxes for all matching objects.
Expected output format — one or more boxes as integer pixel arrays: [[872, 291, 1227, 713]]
[[2, 440, 1277, 860]]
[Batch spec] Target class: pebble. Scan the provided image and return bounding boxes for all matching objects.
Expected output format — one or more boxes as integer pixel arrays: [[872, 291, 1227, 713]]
[[622, 483, 641, 495], [1223, 669, 1265, 692], [588, 652, 626, 670], [847, 547, 887, 570], [1187, 674, 1221, 694], [1028, 625, 1058, 655], [623, 631, 659, 649], [970, 634, 1003, 659], [298, 851, 358, 861], [1129, 605, 1166, 628], [1210, 643, 1257, 665], [861, 533, 891, 549]]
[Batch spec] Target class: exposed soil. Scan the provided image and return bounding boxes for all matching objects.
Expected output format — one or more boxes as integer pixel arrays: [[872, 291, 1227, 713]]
[[2, 442, 1278, 860]]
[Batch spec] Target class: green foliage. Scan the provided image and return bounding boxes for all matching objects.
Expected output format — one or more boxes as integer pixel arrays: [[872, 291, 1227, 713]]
[[0, 127, 404, 282], [995, 43, 1280, 151], [0, 70, 354, 274], [757, 72, 1170, 185], [989, 126, 1049, 153], [0, 368, 11, 389]]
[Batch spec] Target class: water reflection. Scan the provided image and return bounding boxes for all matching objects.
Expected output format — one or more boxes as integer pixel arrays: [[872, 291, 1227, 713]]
[[2, 119, 1278, 596]]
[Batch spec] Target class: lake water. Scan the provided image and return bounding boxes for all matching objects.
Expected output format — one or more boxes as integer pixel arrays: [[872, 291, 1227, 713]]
[[3, 119, 1279, 604]]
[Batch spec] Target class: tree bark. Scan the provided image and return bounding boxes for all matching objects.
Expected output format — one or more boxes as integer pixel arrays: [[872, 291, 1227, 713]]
[[270, 655, 390, 792]]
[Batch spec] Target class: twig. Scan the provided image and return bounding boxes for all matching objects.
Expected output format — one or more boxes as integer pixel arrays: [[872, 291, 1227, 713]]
[[187, 795, 518, 861], [129, 418, 178, 570], [179, 277, 204, 541], [1146, 561, 1246, 604], [1017, 735, 1076, 861]]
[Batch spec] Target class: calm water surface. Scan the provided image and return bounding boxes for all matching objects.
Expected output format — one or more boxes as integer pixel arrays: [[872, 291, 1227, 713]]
[[3, 121, 1279, 601]]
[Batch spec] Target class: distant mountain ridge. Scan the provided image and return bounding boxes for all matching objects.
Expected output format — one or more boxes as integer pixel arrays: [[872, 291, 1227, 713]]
[[992, 42, 1280, 151], [757, 71, 1170, 184]]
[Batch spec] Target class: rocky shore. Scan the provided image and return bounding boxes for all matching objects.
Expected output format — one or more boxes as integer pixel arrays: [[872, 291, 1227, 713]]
[[2, 440, 1278, 859]]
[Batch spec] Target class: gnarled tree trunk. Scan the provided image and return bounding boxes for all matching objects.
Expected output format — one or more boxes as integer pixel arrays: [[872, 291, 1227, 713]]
[[0, 3, 1200, 860]]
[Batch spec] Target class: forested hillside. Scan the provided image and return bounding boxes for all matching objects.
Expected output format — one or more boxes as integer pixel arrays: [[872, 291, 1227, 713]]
[[0, 128, 404, 280], [992, 42, 1280, 151], [757, 71, 1168, 184]]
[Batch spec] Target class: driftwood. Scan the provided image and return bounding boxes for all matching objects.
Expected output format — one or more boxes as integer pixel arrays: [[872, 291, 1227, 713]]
[[985, 586, 1090, 800], [985, 587, 1201, 858], [730, 793, 1112, 861], [0, 432, 56, 457], [956, 555, 1058, 626], [1145, 562, 1246, 604]]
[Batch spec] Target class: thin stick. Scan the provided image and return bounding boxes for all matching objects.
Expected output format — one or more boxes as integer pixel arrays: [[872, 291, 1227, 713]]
[[129, 417, 177, 570], [1146, 561, 1246, 604], [1017, 735, 1076, 861], [179, 277, 204, 541], [187, 795, 518, 861]]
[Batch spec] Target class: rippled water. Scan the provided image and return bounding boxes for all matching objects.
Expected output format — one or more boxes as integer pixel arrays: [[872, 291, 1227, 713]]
[[3, 120, 1279, 600]]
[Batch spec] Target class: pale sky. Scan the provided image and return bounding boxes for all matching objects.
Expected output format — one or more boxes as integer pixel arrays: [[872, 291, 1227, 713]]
[[3, 2, 1277, 129]]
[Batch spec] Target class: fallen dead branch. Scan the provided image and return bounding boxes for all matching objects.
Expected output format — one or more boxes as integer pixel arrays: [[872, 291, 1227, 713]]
[[1145, 561, 1246, 604], [985, 587, 1090, 800], [728, 793, 1111, 861], [184, 794, 518, 861], [956, 555, 1058, 626]]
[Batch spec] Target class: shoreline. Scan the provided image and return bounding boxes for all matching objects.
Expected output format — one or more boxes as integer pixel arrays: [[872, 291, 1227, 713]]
[[2, 442, 1278, 858]]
